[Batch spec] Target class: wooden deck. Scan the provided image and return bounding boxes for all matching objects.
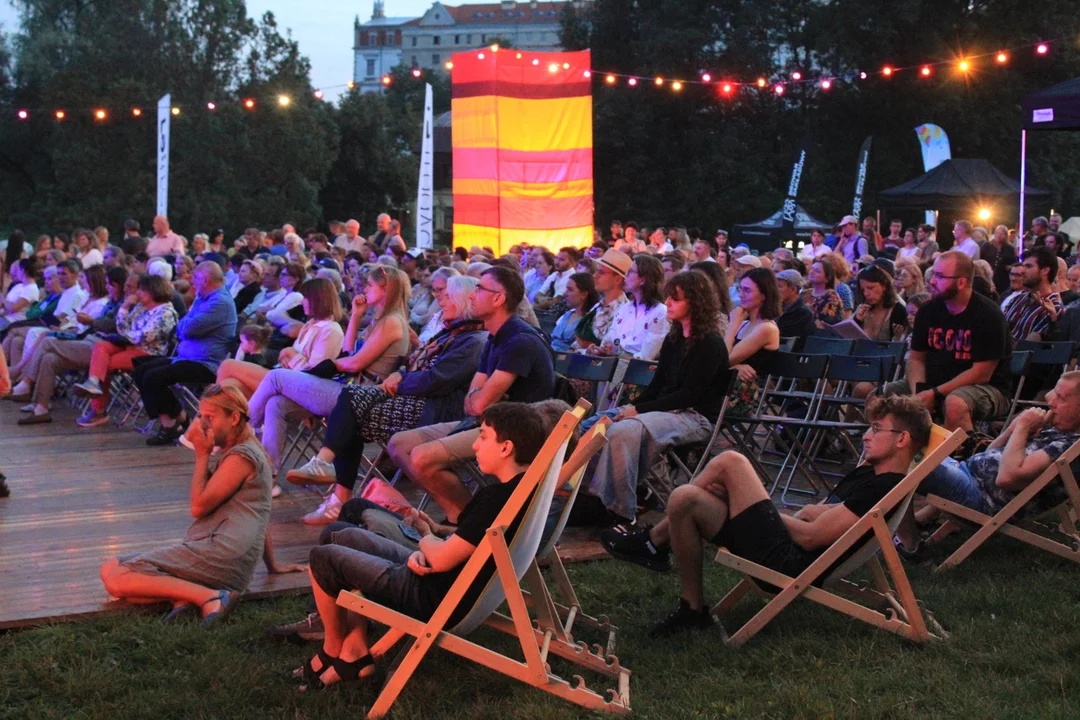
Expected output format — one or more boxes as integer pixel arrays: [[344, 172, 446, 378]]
[[0, 399, 609, 630]]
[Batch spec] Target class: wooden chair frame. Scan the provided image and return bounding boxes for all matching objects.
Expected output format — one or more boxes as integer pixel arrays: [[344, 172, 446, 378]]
[[926, 437, 1080, 571], [711, 426, 965, 646], [336, 404, 631, 719]]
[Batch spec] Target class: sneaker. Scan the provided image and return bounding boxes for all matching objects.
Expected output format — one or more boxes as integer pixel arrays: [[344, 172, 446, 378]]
[[649, 598, 717, 638], [0, 474, 9, 498], [19, 404, 34, 413], [894, 537, 932, 566], [17, 411, 52, 426], [77, 409, 110, 428], [271, 483, 282, 499], [73, 377, 104, 397], [303, 492, 342, 525], [265, 612, 325, 644], [286, 455, 337, 486], [600, 524, 671, 572], [146, 422, 184, 447]]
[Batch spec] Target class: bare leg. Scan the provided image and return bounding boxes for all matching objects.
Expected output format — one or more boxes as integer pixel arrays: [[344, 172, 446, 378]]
[[100, 558, 219, 614], [943, 393, 974, 432], [215, 359, 268, 400], [307, 569, 375, 685], [666, 485, 728, 610]]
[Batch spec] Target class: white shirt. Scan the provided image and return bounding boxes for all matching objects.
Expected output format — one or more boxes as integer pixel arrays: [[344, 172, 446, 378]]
[[3, 281, 40, 321], [266, 291, 304, 328], [897, 246, 920, 259], [55, 284, 88, 320], [81, 248, 104, 268], [334, 235, 366, 253], [539, 269, 572, 298], [601, 299, 670, 360], [799, 243, 831, 263], [955, 237, 981, 260]]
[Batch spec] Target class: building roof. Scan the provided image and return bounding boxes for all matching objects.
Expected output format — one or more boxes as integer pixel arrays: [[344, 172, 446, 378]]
[[359, 16, 418, 27], [408, 1, 568, 26]]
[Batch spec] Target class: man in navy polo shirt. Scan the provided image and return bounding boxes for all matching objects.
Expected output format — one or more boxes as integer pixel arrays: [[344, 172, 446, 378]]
[[387, 265, 555, 522]]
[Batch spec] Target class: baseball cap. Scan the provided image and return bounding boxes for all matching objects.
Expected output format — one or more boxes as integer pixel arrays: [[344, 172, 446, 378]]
[[775, 269, 804, 288], [318, 257, 341, 271], [406, 247, 425, 259], [598, 248, 632, 277], [734, 254, 761, 268], [840, 215, 859, 227]]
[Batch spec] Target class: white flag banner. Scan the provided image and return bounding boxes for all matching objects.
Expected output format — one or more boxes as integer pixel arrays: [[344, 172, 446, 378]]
[[415, 83, 434, 250], [915, 124, 950, 226], [157, 94, 171, 217]]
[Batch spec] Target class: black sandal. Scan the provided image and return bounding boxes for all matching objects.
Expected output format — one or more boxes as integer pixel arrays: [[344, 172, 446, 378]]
[[293, 648, 336, 687], [332, 654, 375, 685]]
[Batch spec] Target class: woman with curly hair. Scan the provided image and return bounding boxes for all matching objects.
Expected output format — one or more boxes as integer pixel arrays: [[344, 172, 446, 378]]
[[574, 270, 730, 524]]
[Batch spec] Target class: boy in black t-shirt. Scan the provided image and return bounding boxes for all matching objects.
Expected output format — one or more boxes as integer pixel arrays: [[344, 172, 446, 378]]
[[601, 395, 930, 637], [301, 403, 546, 691]]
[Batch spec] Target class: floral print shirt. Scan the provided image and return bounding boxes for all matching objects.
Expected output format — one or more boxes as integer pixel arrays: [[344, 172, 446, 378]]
[[117, 302, 178, 356], [967, 428, 1080, 518], [600, 299, 670, 360], [800, 288, 845, 325]]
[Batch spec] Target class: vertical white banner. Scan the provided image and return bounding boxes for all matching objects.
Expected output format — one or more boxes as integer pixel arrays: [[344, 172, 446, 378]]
[[157, 94, 171, 218], [415, 83, 434, 250], [915, 124, 950, 226]]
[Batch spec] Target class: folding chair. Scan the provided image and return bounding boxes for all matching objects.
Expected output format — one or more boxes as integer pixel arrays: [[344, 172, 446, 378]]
[[336, 407, 631, 718], [926, 436, 1080, 571], [712, 425, 965, 646], [562, 354, 619, 409], [999, 350, 1035, 427], [611, 358, 657, 407], [851, 339, 906, 381], [801, 336, 854, 356], [777, 336, 797, 353], [1010, 340, 1074, 415]]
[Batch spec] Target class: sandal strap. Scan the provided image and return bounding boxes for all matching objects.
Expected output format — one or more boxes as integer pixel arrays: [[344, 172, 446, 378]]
[[332, 654, 374, 682], [304, 649, 337, 687]]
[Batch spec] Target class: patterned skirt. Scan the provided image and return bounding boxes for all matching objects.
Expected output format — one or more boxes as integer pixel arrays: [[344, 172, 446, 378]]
[[343, 384, 428, 445]]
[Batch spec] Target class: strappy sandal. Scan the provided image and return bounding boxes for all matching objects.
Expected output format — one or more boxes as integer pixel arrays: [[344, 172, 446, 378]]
[[162, 602, 197, 623], [201, 589, 241, 627], [298, 653, 374, 692], [293, 648, 336, 686]]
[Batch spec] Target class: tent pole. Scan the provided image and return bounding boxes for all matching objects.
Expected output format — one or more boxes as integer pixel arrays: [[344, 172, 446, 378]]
[[1019, 129, 1027, 258]]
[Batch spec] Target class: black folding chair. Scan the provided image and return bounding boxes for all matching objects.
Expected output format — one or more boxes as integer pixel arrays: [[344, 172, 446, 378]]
[[852, 339, 907, 380], [802, 336, 855, 356]]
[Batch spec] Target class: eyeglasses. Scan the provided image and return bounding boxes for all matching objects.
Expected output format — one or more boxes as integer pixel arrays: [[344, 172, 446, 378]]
[[474, 284, 503, 296], [929, 271, 962, 281], [866, 424, 904, 436]]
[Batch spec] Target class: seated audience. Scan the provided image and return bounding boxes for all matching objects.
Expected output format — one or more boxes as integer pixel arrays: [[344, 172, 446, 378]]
[[853, 265, 908, 341], [1002, 246, 1061, 343], [524, 248, 553, 303], [261, 263, 305, 330], [726, 268, 781, 411], [534, 247, 578, 311], [288, 276, 487, 523], [774, 269, 815, 350], [135, 262, 238, 446], [588, 254, 669, 360], [234, 323, 273, 367], [550, 272, 599, 352], [247, 265, 411, 476], [894, 260, 925, 301], [689, 260, 732, 336], [387, 266, 555, 523], [233, 260, 264, 316], [99, 386, 303, 623], [417, 267, 460, 344], [216, 278, 344, 397], [602, 395, 929, 636], [801, 259, 845, 327], [295, 403, 546, 690]]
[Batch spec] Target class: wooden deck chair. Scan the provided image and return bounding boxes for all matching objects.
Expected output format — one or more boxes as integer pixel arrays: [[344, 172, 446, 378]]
[[521, 416, 618, 658], [336, 406, 631, 719], [711, 425, 965, 646], [926, 436, 1080, 571]]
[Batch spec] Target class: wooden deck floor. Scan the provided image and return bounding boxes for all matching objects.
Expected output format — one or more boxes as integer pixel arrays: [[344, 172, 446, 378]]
[[0, 399, 609, 630]]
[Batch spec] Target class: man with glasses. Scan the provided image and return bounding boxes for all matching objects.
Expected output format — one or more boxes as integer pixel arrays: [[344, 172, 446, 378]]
[[602, 395, 930, 637], [387, 266, 555, 523], [880, 250, 1011, 434]]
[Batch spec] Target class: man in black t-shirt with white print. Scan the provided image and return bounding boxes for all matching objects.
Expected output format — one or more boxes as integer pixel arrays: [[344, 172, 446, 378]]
[[881, 250, 1011, 432], [601, 395, 930, 637]]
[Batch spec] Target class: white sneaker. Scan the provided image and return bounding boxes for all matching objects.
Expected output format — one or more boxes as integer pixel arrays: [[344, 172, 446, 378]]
[[19, 403, 34, 413], [73, 378, 103, 397], [303, 492, 342, 525], [286, 455, 337, 486], [271, 483, 282, 499]]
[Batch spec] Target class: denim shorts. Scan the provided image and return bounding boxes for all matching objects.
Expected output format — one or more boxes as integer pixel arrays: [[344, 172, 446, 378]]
[[918, 457, 994, 514]]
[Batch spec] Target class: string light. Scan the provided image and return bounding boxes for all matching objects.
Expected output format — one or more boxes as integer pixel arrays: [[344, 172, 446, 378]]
[[791, 71, 802, 81], [654, 76, 664, 86], [756, 77, 767, 88], [242, 98, 254, 109], [672, 81, 683, 91], [721, 83, 733, 95], [882, 66, 893, 76], [820, 79, 832, 90], [701, 73, 711, 82], [17, 110, 27, 119], [477, 53, 485, 60], [774, 84, 785, 95], [411, 67, 422, 78], [549, 62, 559, 73], [490, 43, 499, 52], [207, 101, 217, 110], [55, 110, 65, 120], [958, 59, 970, 72], [515, 52, 522, 59], [921, 65, 932, 77], [444, 61, 454, 70], [996, 51, 1008, 64], [859, 72, 868, 80], [171, 107, 180, 116], [1037, 43, 1049, 55], [132, 108, 142, 117], [562, 62, 570, 69], [277, 95, 291, 106], [606, 74, 616, 84], [313, 89, 324, 99], [583, 70, 591, 78], [94, 109, 107, 120], [380, 75, 392, 86], [628, 78, 637, 86], [531, 58, 539, 66], [347, 81, 355, 89]]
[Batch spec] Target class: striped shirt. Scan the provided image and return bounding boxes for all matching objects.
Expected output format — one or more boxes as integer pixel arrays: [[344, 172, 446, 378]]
[[1002, 291, 1062, 343]]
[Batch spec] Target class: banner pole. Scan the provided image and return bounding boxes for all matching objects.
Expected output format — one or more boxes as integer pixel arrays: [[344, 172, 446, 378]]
[[156, 94, 171, 218], [1018, 129, 1027, 259]]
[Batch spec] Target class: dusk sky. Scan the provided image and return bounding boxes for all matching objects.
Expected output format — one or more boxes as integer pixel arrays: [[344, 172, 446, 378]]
[[0, 0, 440, 101]]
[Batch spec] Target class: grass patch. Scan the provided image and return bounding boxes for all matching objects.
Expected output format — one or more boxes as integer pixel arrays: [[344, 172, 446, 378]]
[[2, 536, 1080, 719]]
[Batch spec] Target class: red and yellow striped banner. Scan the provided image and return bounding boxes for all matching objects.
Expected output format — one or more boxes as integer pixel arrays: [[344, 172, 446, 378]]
[[452, 49, 594, 255]]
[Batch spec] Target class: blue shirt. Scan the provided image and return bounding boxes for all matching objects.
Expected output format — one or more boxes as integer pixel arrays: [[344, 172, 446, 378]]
[[550, 310, 581, 352], [477, 316, 555, 406], [175, 286, 237, 371]]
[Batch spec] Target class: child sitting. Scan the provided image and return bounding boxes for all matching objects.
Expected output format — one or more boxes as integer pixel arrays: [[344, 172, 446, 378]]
[[235, 323, 273, 368]]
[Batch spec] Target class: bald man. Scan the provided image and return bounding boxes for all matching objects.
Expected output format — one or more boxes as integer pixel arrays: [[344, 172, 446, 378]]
[[146, 215, 185, 257], [134, 261, 238, 446], [371, 213, 392, 253]]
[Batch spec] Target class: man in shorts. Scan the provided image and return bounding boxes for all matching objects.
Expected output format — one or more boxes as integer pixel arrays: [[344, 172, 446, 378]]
[[601, 395, 929, 637]]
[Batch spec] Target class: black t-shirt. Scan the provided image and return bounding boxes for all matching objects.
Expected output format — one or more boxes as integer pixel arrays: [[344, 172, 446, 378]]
[[417, 474, 530, 624], [825, 465, 905, 517], [477, 316, 555, 404], [635, 331, 729, 417], [117, 234, 146, 256], [911, 292, 1011, 392], [776, 299, 816, 349]]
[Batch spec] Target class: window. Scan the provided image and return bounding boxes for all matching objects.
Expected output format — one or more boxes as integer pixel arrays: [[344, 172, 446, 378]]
[[466, 34, 472, 43], [433, 35, 441, 45], [412, 55, 418, 65], [454, 34, 460, 44], [481, 34, 487, 43], [432, 54, 440, 64], [411, 36, 417, 47], [525, 32, 533, 40], [366, 58, 376, 77]]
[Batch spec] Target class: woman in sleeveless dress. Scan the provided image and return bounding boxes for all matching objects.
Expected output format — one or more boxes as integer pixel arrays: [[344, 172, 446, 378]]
[[725, 268, 782, 415], [100, 385, 304, 623]]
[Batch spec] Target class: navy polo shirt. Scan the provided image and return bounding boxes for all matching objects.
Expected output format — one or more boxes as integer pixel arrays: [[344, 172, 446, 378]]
[[477, 316, 555, 404]]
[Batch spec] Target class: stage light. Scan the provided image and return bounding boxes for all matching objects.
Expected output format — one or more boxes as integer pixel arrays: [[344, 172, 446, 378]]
[[996, 52, 1008, 64], [243, 98, 255, 109], [628, 78, 637, 86], [1037, 43, 1049, 55], [820, 79, 832, 89], [774, 84, 785, 95], [17, 110, 27, 119], [958, 59, 970, 72], [381, 75, 392, 86], [757, 77, 767, 88], [55, 110, 65, 120], [606, 74, 616, 84], [171, 107, 180, 116], [411, 67, 422, 78], [278, 95, 291, 106], [654, 76, 664, 86], [978, 208, 991, 221], [347, 81, 355, 89], [672, 81, 683, 91], [94, 109, 107, 120], [791, 71, 802, 81], [132, 108, 142, 117], [701, 73, 711, 82], [882, 66, 893, 76], [313, 89, 324, 99], [921, 65, 932, 77], [445, 61, 454, 70]]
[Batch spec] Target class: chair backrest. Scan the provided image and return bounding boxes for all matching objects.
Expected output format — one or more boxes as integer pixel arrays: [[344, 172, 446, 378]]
[[1010, 350, 1034, 377], [778, 336, 798, 353], [536, 418, 611, 561], [450, 408, 580, 634], [1017, 339, 1075, 368], [765, 351, 830, 381], [563, 353, 619, 383], [852, 339, 906, 365], [826, 425, 962, 583], [621, 358, 659, 387], [824, 355, 891, 384], [554, 352, 572, 375], [803, 336, 855, 356]]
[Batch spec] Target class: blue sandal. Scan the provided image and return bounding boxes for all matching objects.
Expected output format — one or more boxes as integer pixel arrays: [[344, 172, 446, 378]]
[[201, 589, 241, 627], [163, 602, 197, 623]]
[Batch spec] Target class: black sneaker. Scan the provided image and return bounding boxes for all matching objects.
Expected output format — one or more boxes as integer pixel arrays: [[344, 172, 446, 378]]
[[0, 473, 9, 498], [893, 537, 932, 565], [146, 422, 185, 447], [649, 598, 716, 638], [265, 612, 325, 644], [600, 524, 671, 572]]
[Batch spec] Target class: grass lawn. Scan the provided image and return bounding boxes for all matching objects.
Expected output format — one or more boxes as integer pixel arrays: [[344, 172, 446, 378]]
[[3, 535, 1079, 720]]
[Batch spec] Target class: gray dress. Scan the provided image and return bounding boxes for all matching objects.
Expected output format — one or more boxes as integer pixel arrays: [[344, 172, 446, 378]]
[[119, 440, 273, 592]]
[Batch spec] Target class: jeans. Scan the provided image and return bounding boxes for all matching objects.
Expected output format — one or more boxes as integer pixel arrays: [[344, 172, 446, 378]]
[[587, 410, 713, 521], [247, 368, 344, 471], [918, 457, 994, 514]]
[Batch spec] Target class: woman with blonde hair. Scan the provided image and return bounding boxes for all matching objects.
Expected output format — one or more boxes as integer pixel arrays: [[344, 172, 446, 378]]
[[216, 277, 344, 398], [246, 265, 411, 479], [894, 261, 926, 301], [100, 385, 303, 624]]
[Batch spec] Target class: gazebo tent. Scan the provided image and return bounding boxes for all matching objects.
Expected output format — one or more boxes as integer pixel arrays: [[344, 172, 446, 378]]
[[730, 204, 833, 252], [1019, 77, 1080, 252], [877, 158, 1049, 210]]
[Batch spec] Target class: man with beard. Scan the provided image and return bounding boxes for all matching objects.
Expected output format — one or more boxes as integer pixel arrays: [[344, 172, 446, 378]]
[[1002, 247, 1062, 343]]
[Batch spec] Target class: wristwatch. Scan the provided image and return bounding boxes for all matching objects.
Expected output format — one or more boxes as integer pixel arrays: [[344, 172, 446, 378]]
[[932, 387, 945, 402]]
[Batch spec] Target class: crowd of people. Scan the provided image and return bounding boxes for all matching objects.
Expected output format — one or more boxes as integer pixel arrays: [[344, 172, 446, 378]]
[[1, 207, 1078, 688]]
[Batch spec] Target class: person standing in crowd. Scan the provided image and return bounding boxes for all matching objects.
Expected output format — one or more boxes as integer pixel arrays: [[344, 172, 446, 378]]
[[1002, 246, 1062, 344], [136, 262, 237, 446], [862, 216, 883, 253], [146, 216, 185, 257], [775, 269, 815, 349], [590, 254, 669, 361], [333, 220, 365, 254], [834, 215, 870, 265], [691, 235, 718, 264], [916, 224, 939, 265], [881, 219, 904, 254], [799, 228, 831, 267], [369, 214, 392, 253], [1048, 213, 1073, 257], [608, 220, 623, 246], [952, 220, 981, 259], [550, 272, 599, 352], [987, 224, 1018, 296], [895, 227, 920, 261]]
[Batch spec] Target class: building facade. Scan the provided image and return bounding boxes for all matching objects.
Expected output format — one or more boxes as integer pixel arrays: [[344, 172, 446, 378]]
[[353, 1, 415, 94]]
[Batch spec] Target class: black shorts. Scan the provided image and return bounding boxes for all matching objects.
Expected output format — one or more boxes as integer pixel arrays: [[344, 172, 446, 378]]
[[713, 499, 816, 581]]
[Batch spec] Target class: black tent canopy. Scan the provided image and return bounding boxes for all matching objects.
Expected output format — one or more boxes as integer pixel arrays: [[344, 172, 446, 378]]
[[1023, 77, 1080, 131], [877, 158, 1049, 210], [731, 204, 833, 251]]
